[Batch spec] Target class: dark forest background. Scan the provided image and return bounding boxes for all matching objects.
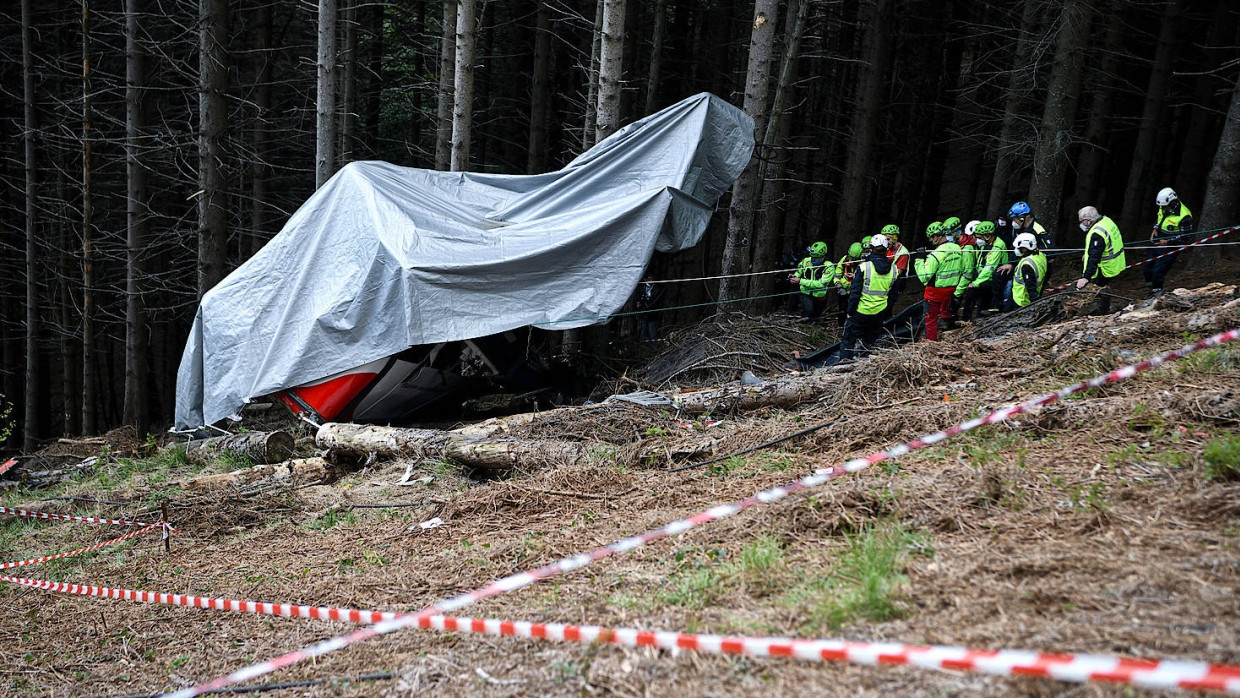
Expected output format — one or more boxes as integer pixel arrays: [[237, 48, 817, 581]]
[[2, 0, 1239, 451]]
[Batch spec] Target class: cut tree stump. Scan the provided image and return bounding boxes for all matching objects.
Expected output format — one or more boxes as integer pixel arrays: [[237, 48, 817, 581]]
[[316, 423, 594, 470], [183, 431, 295, 466]]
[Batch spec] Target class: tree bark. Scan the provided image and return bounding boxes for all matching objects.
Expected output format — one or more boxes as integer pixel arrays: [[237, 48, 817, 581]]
[[22, 0, 38, 452], [527, 0, 551, 173], [451, 0, 477, 171], [834, 0, 893, 257], [177, 457, 334, 492], [1070, 0, 1122, 230], [1173, 2, 1234, 201], [718, 0, 778, 305], [317, 423, 590, 470], [435, 0, 457, 170], [582, 0, 604, 149], [74, 0, 91, 436], [1119, 0, 1182, 236], [750, 0, 807, 307], [595, 0, 626, 141], [644, 0, 667, 116], [316, 0, 338, 187], [339, 0, 358, 165], [1199, 70, 1240, 263], [198, 0, 229, 299], [985, 0, 1044, 218], [250, 0, 272, 257], [124, 0, 149, 434], [1027, 0, 1093, 236], [183, 430, 296, 466]]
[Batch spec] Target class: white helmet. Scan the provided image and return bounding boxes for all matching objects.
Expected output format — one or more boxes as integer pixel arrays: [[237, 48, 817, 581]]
[[1013, 232, 1038, 255], [964, 220, 981, 237], [1156, 187, 1178, 206], [869, 233, 890, 250]]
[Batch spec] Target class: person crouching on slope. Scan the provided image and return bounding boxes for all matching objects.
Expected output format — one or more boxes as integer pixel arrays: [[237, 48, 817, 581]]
[[1010, 232, 1048, 308], [792, 241, 834, 321], [840, 234, 895, 360]]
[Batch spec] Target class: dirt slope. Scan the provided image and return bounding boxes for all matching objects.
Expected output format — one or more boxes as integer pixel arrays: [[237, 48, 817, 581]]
[[1, 280, 1238, 698]]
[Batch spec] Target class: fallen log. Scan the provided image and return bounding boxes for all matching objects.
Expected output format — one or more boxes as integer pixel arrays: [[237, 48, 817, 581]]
[[668, 370, 848, 414], [316, 423, 593, 470], [183, 431, 295, 466], [178, 457, 334, 491]]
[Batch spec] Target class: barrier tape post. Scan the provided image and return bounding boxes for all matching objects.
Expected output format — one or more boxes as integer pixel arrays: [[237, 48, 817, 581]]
[[146, 326, 1240, 698]]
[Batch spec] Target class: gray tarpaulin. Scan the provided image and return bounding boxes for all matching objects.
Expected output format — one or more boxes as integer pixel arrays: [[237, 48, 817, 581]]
[[175, 93, 754, 429]]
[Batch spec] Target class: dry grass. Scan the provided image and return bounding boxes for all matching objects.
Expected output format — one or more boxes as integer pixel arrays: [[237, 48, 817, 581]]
[[2, 277, 1239, 697]]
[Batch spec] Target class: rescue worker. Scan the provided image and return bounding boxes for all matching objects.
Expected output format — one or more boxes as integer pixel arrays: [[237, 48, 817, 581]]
[[831, 242, 864, 326], [1145, 187, 1195, 298], [1074, 205, 1126, 315], [952, 221, 981, 322], [942, 216, 963, 243], [913, 221, 964, 341], [1005, 201, 1053, 305], [966, 220, 1006, 318], [791, 241, 834, 321], [1010, 232, 1048, 308], [881, 223, 910, 317], [634, 275, 666, 345], [840, 234, 895, 360]]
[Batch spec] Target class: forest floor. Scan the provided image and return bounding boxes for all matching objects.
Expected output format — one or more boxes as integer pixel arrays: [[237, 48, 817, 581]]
[[2, 259, 1239, 697]]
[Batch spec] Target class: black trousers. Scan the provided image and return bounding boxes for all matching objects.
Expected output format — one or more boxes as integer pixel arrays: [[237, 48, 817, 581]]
[[840, 312, 885, 360]]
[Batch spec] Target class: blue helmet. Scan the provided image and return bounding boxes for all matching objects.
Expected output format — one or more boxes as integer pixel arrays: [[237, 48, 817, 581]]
[[1008, 201, 1032, 218]]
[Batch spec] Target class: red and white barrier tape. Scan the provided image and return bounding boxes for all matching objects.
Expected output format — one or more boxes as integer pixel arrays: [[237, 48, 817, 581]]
[[7, 573, 1239, 694], [157, 326, 1240, 698], [1047, 226, 1236, 293], [1, 574, 399, 623], [0, 458, 16, 477], [0, 505, 171, 530], [412, 616, 1240, 694], [1, 523, 162, 570]]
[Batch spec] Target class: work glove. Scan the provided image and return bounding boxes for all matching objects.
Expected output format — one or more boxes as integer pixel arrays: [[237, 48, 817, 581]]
[[912, 247, 928, 258]]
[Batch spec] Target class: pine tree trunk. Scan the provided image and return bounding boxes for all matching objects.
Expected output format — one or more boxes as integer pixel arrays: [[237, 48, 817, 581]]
[[77, 0, 93, 436], [1119, 0, 1181, 236], [436, 0, 457, 170], [250, 0, 272, 257], [339, 0, 358, 165], [750, 0, 807, 307], [124, 0, 149, 434], [363, 1, 384, 157], [1173, 2, 1234, 200], [644, 0, 667, 116], [1199, 70, 1240, 263], [833, 0, 893, 258], [1070, 0, 1122, 236], [21, 0, 38, 452], [527, 0, 551, 173], [316, 0, 338, 186], [1028, 0, 1093, 236], [582, 0, 604, 149], [718, 0, 778, 305], [451, 0, 477, 171], [986, 0, 1043, 218], [199, 0, 229, 299], [595, 0, 626, 141]]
